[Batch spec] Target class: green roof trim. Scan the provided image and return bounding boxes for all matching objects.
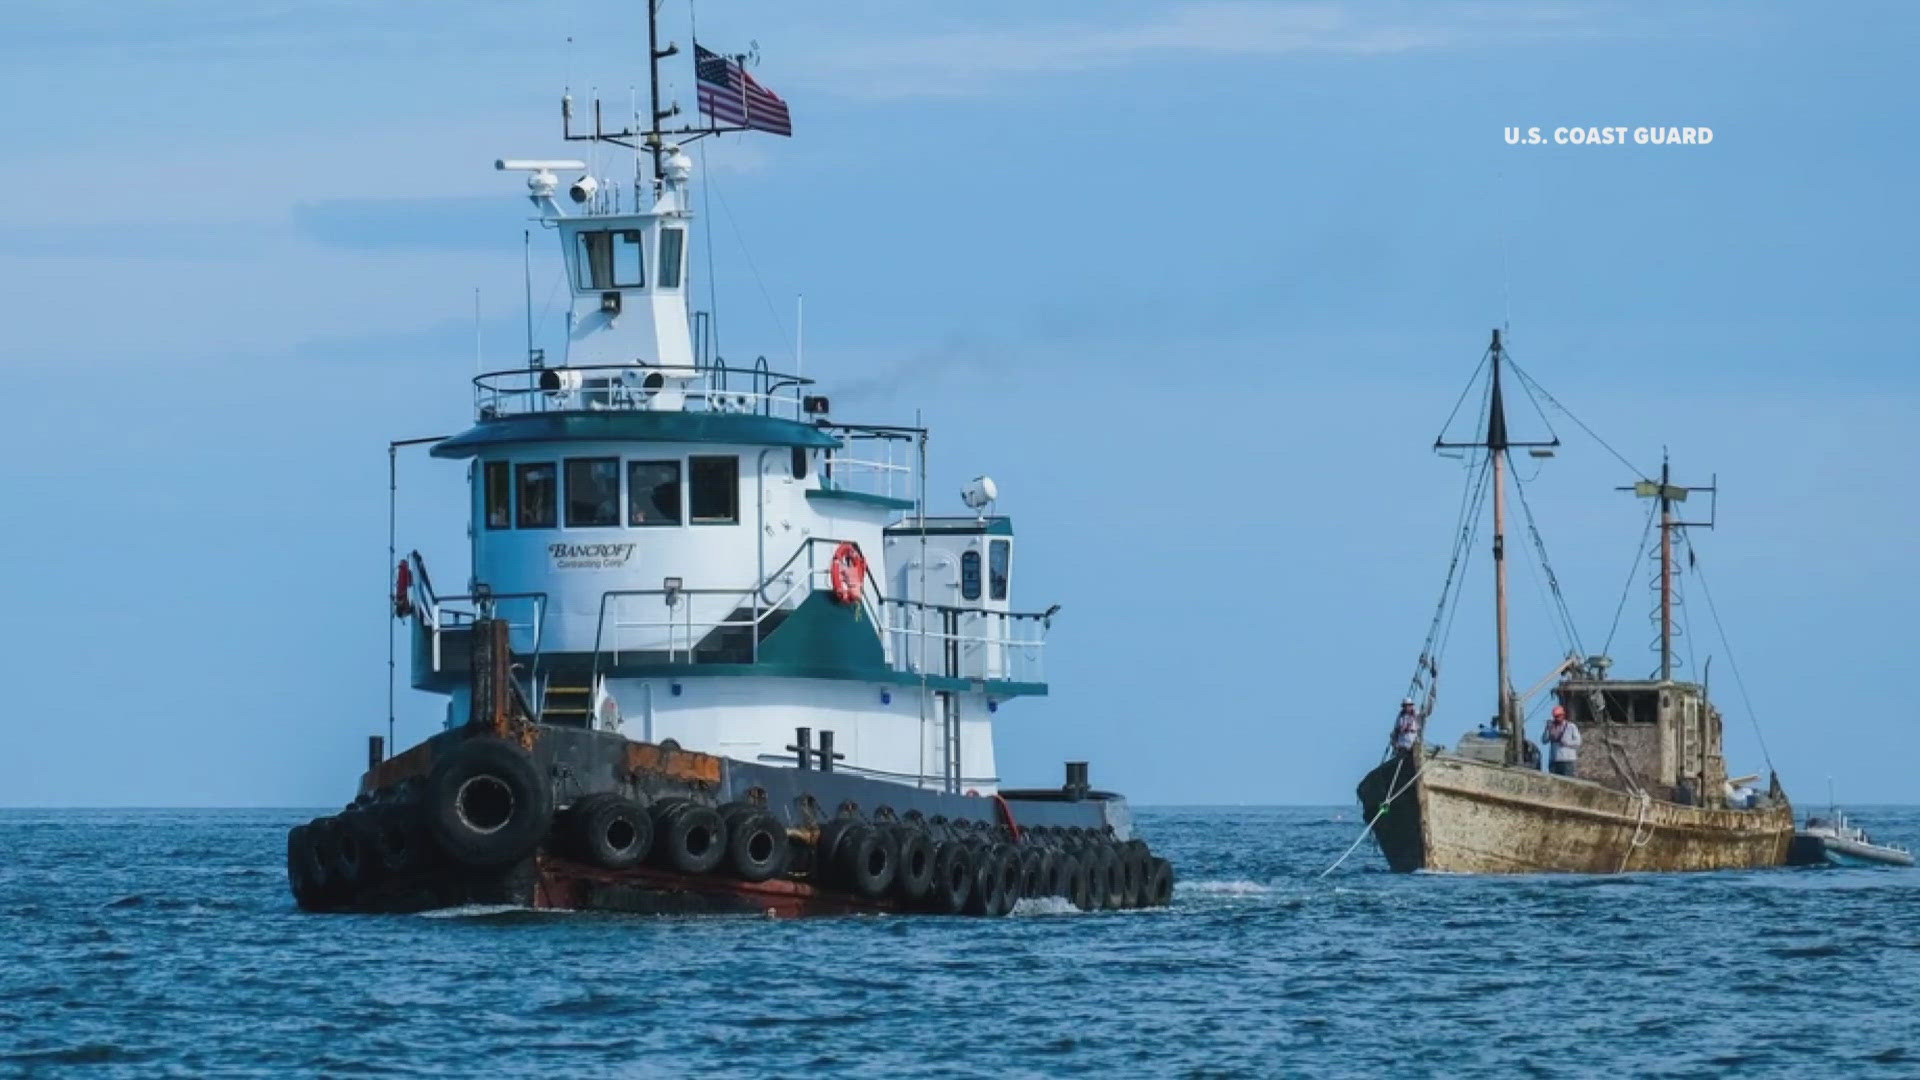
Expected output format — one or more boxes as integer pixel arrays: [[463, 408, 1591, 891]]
[[594, 663, 1048, 698], [885, 517, 1014, 537], [432, 411, 840, 458], [806, 487, 918, 512]]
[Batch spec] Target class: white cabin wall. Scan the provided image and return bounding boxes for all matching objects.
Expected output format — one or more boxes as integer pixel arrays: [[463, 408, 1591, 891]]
[[610, 675, 1002, 793], [467, 439, 911, 656]]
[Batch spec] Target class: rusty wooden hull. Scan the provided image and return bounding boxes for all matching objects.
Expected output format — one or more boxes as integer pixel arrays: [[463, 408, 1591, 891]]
[[1358, 753, 1793, 874]]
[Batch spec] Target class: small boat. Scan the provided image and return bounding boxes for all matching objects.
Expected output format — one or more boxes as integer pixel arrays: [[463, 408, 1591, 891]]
[[1355, 329, 1795, 874], [1789, 788, 1913, 867]]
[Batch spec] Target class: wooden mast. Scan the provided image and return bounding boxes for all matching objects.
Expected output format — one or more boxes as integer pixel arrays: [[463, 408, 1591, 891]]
[[1486, 330, 1518, 764], [1433, 329, 1557, 767], [1658, 455, 1675, 683]]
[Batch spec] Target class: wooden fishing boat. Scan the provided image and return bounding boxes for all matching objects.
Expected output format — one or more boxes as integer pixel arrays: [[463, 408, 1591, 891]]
[[1356, 330, 1793, 874]]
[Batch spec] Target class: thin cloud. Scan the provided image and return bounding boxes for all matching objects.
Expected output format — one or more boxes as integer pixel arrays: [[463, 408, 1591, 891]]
[[796, 2, 1621, 98]]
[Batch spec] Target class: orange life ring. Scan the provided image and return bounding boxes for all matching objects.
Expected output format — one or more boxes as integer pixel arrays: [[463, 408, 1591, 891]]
[[829, 542, 866, 605]]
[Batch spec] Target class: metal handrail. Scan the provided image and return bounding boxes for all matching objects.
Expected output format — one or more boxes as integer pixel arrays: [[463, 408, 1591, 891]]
[[424, 591, 549, 676], [471, 362, 815, 422], [589, 574, 816, 687], [582, 536, 1051, 686]]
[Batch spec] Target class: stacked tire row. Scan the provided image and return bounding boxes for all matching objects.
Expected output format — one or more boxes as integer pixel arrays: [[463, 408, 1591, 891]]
[[286, 737, 1175, 916], [288, 737, 557, 911], [809, 818, 1175, 917]]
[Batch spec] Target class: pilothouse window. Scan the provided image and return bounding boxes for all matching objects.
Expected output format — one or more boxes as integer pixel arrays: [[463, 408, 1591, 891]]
[[989, 539, 1010, 601], [658, 227, 685, 289], [575, 230, 644, 290], [628, 460, 682, 526], [689, 455, 739, 524], [483, 461, 510, 530], [564, 458, 621, 528], [961, 551, 982, 601], [515, 463, 556, 528]]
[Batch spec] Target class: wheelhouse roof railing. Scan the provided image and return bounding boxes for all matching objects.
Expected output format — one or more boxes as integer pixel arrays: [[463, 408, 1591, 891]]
[[473, 363, 815, 422]]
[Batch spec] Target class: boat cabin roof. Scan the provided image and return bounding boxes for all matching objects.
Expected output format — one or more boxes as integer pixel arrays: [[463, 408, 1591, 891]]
[[1558, 678, 1704, 696]]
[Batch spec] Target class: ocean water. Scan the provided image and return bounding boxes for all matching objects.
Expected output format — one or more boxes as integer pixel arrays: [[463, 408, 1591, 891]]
[[4, 806, 1918, 1078]]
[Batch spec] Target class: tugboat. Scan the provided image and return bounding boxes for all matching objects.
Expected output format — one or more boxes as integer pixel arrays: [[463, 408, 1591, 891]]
[[284, 12, 1173, 916], [1355, 330, 1794, 873]]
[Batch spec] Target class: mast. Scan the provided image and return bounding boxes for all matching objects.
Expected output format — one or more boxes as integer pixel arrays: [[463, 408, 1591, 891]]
[[1488, 330, 1516, 761], [1658, 456, 1675, 682], [643, 0, 674, 182], [1622, 455, 1715, 682], [561, 2, 760, 186], [1435, 328, 1556, 766]]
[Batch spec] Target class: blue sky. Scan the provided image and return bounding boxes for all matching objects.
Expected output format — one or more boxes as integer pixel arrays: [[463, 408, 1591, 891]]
[[2, 1, 1915, 806]]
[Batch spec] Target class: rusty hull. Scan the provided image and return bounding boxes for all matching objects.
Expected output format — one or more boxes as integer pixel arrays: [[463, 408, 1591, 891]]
[[1359, 752, 1793, 874]]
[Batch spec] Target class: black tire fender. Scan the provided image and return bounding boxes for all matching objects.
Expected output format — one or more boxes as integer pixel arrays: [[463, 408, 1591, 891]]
[[1061, 855, 1092, 911], [370, 804, 428, 877], [1146, 857, 1175, 907], [575, 794, 654, 871], [892, 828, 936, 902], [927, 840, 973, 914], [1044, 852, 1072, 898], [1018, 848, 1047, 899], [964, 845, 1005, 916], [654, 802, 726, 875], [1091, 846, 1123, 910], [286, 823, 332, 911], [1105, 841, 1128, 907], [724, 810, 788, 883], [423, 738, 554, 869], [1122, 847, 1153, 908], [330, 812, 379, 889], [835, 824, 896, 899]]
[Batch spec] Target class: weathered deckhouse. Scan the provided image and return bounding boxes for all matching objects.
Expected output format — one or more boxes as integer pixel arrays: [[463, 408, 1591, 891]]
[[1550, 677, 1728, 804], [406, 151, 1047, 796]]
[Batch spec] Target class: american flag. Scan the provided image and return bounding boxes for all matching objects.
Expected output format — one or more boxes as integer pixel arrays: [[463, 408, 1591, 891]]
[[695, 44, 792, 137]]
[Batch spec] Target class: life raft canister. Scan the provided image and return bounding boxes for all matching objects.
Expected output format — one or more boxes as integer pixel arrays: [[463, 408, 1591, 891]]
[[829, 542, 866, 605], [393, 559, 414, 619]]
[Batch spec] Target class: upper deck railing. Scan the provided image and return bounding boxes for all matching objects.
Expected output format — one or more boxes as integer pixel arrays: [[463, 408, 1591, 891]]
[[473, 362, 814, 423]]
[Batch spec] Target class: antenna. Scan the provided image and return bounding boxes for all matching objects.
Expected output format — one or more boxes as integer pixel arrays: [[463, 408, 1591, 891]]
[[560, 0, 757, 182], [473, 287, 482, 374], [522, 229, 537, 366], [795, 293, 804, 376]]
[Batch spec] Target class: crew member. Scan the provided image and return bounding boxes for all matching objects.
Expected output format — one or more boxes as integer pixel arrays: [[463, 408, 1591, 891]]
[[1390, 698, 1421, 754], [1543, 704, 1582, 777]]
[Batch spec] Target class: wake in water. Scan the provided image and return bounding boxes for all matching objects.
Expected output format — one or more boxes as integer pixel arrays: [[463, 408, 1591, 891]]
[[1175, 879, 1277, 896]]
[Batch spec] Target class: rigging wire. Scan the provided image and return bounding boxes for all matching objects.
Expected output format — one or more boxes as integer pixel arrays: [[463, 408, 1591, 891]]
[[1507, 360, 1647, 479], [705, 174, 795, 365], [1433, 351, 1491, 445], [1407, 456, 1493, 708], [697, 139, 722, 361], [1681, 531, 1776, 771], [1601, 499, 1659, 657], [1509, 466, 1584, 658], [1434, 462, 1493, 677]]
